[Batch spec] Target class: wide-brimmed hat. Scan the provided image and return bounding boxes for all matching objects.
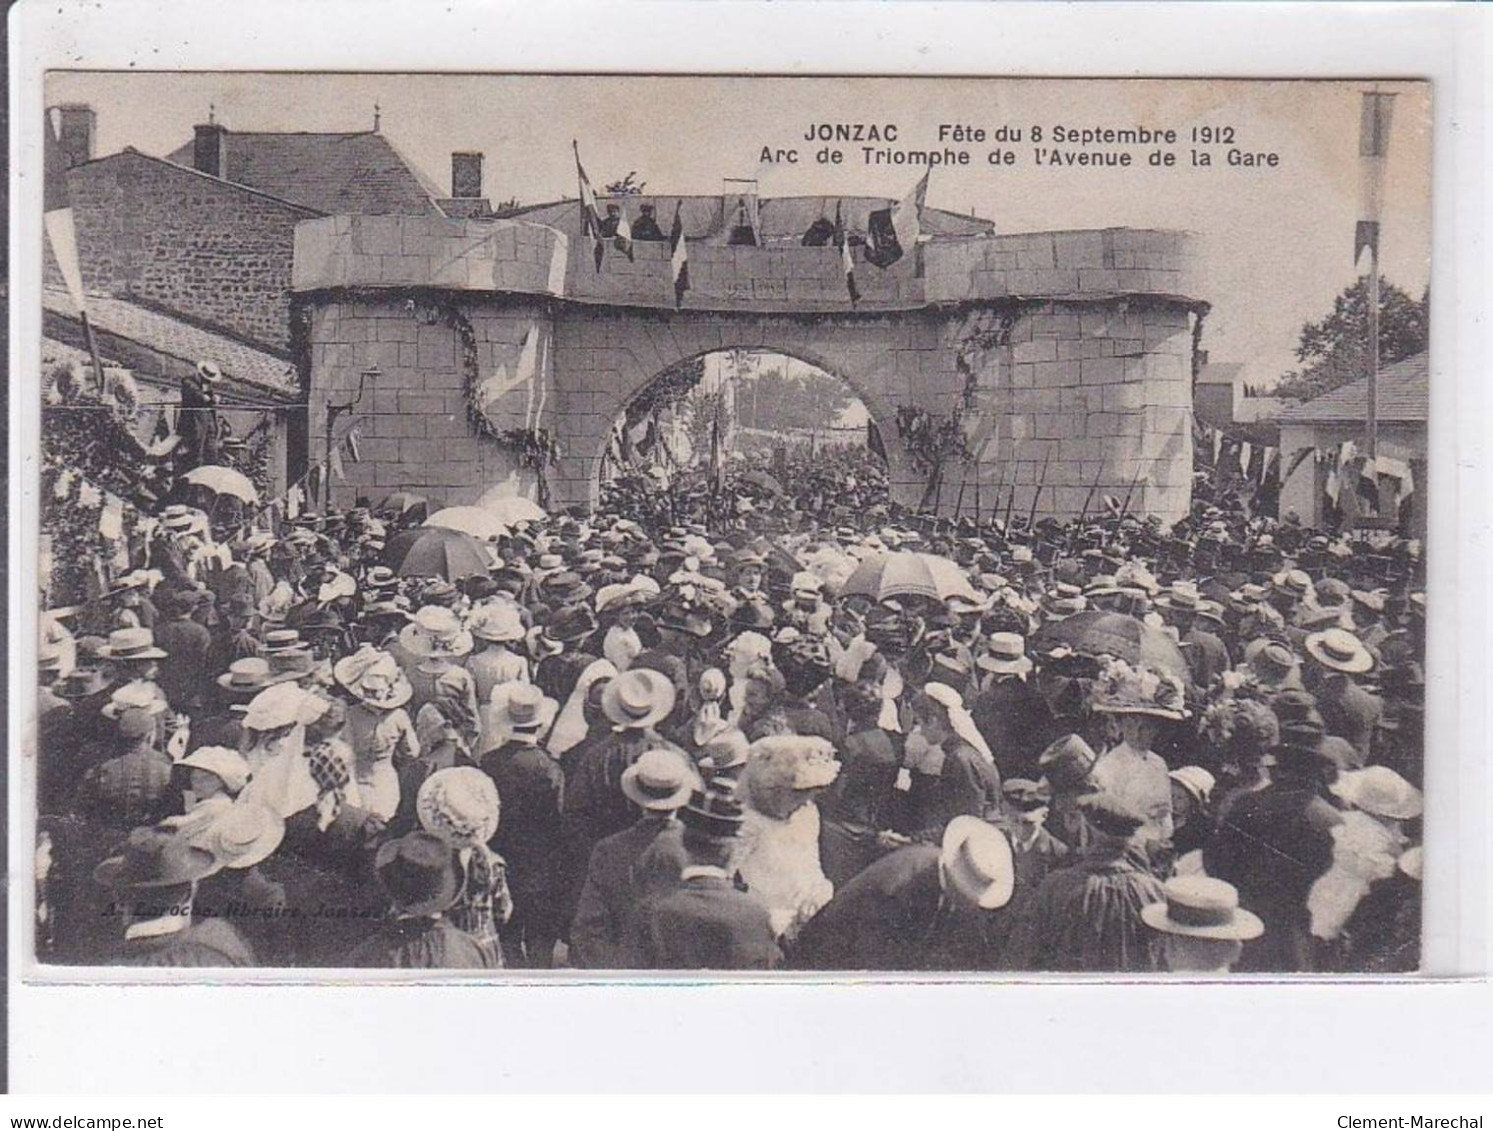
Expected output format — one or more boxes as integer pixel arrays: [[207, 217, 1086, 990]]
[[101, 680, 167, 720], [1141, 876, 1264, 941], [601, 668, 678, 730], [196, 801, 285, 870], [1088, 656, 1187, 720], [467, 601, 526, 643], [216, 657, 284, 694], [940, 816, 1016, 910], [333, 647, 413, 709], [373, 831, 465, 916], [1156, 580, 1204, 612], [101, 627, 167, 661], [620, 748, 697, 812], [488, 681, 559, 735], [94, 827, 217, 890], [196, 359, 224, 384], [399, 605, 474, 659], [179, 745, 251, 795], [544, 604, 599, 645], [679, 787, 747, 839], [241, 682, 324, 731], [976, 632, 1032, 676], [1305, 628, 1374, 675], [1037, 733, 1098, 791], [416, 766, 501, 848], [1330, 766, 1424, 821]]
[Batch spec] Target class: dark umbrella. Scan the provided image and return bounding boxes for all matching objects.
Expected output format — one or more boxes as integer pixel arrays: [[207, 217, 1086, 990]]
[[740, 469, 786, 496], [393, 527, 491, 581], [379, 491, 432, 522], [1033, 609, 1190, 684]]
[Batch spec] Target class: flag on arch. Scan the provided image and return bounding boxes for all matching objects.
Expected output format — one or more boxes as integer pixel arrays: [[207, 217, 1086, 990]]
[[865, 170, 929, 269], [669, 201, 690, 308], [613, 202, 634, 262], [573, 140, 606, 272], [834, 201, 859, 305]]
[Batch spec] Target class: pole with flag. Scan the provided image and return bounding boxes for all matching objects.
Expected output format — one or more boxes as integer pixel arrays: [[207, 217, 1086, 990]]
[[573, 140, 606, 272], [866, 170, 930, 269], [834, 202, 859, 305], [44, 108, 105, 395], [669, 201, 690, 308], [1357, 89, 1396, 465]]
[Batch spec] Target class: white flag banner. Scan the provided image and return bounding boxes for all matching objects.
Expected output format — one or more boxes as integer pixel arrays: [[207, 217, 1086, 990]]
[[1239, 441, 1253, 476], [546, 229, 570, 295]]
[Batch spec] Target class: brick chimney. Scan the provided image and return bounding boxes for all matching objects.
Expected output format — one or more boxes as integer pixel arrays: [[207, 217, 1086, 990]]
[[451, 151, 483, 199], [193, 121, 228, 178], [50, 104, 96, 167]]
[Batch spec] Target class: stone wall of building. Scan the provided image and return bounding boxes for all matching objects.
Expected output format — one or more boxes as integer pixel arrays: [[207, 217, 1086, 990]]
[[48, 150, 317, 350], [296, 214, 1204, 519]]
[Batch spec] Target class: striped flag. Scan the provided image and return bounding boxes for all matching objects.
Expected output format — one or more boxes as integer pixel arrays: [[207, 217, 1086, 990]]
[[835, 201, 859, 305], [669, 201, 690, 307], [573, 140, 606, 272], [44, 108, 87, 313], [613, 202, 634, 261], [1355, 92, 1396, 267]]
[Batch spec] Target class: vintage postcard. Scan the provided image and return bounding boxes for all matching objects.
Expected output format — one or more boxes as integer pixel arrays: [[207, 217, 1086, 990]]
[[27, 72, 1431, 979]]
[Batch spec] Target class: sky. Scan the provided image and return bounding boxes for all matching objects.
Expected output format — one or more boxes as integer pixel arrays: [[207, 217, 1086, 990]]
[[45, 72, 1432, 390]]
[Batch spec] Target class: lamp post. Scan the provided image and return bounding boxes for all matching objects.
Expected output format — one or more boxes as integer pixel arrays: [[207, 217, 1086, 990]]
[[324, 366, 376, 513]]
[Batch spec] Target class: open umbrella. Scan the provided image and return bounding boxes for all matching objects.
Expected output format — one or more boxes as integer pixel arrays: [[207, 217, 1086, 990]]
[[425, 506, 508, 541], [380, 491, 431, 520], [1033, 609, 1190, 684], [840, 551, 978, 604], [393, 527, 490, 581], [182, 464, 259, 505], [739, 469, 786, 496], [475, 489, 546, 524]]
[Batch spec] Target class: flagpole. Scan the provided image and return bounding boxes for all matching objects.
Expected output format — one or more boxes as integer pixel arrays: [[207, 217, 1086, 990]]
[[1367, 244, 1380, 463]]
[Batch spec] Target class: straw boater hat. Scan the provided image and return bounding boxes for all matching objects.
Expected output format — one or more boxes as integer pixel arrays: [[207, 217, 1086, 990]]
[[217, 657, 285, 696], [93, 827, 217, 891], [601, 668, 678, 731], [939, 816, 1017, 910], [417, 766, 501, 848], [1156, 580, 1204, 612], [1330, 766, 1424, 821], [1305, 627, 1374, 675], [101, 627, 167, 662], [1141, 876, 1264, 941], [1272, 568, 1314, 601], [620, 748, 697, 812], [372, 831, 465, 917], [196, 359, 224, 384], [196, 801, 285, 871], [333, 647, 413, 710], [400, 605, 474, 659], [178, 745, 251, 796], [1168, 765, 1217, 806], [467, 601, 526, 644], [977, 632, 1032, 676]]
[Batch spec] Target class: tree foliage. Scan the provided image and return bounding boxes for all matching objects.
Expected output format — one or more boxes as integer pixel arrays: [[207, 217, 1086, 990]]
[[737, 364, 856, 432], [1275, 276, 1429, 401], [604, 172, 646, 196]]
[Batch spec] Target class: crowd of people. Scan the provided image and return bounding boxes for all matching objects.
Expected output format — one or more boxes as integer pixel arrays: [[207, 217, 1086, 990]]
[[34, 443, 1426, 973]]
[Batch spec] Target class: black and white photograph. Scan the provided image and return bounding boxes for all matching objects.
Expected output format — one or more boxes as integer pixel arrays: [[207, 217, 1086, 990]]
[[26, 71, 1434, 978]]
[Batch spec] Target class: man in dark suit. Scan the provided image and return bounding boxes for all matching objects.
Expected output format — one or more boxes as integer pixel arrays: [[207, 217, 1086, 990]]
[[789, 816, 1018, 972], [569, 749, 694, 969], [480, 684, 566, 968], [154, 588, 213, 711], [1304, 628, 1383, 766], [624, 788, 780, 970]]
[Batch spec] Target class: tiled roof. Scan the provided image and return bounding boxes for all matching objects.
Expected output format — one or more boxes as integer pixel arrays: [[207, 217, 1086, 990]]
[[165, 131, 441, 216], [43, 288, 299, 397], [1275, 351, 1429, 425], [505, 194, 995, 245]]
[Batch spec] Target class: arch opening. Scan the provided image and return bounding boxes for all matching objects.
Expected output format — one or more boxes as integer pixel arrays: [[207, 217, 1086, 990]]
[[597, 348, 890, 515]]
